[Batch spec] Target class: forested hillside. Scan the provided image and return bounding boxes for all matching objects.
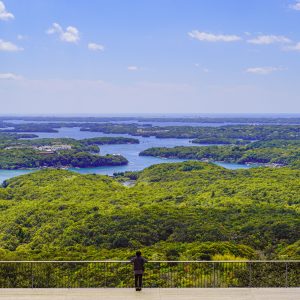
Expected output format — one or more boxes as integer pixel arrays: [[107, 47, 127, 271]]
[[0, 161, 299, 261]]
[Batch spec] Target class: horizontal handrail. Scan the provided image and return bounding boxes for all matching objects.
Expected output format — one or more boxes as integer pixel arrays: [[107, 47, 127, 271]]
[[0, 260, 299, 263], [0, 260, 298, 288]]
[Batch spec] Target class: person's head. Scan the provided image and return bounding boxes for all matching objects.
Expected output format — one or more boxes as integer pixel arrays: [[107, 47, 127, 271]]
[[136, 251, 142, 257]]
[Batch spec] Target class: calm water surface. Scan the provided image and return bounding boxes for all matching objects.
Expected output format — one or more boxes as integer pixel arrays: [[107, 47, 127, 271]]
[[0, 127, 252, 183]]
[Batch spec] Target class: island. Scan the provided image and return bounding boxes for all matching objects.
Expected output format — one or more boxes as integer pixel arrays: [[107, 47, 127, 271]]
[[2, 120, 300, 142], [0, 134, 140, 169], [139, 140, 300, 168]]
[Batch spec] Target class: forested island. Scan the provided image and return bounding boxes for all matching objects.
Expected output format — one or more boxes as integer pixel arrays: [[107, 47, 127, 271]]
[[80, 136, 139, 145], [80, 123, 300, 140], [0, 149, 128, 169], [1, 121, 300, 141], [140, 140, 300, 168], [1, 121, 300, 169], [191, 138, 248, 145], [0, 161, 299, 261], [0, 134, 139, 169]]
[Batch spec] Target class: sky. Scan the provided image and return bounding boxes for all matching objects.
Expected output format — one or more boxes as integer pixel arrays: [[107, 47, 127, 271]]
[[0, 0, 300, 114]]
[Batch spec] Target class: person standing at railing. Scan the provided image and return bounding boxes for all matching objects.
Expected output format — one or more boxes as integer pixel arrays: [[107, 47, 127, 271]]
[[130, 251, 148, 291]]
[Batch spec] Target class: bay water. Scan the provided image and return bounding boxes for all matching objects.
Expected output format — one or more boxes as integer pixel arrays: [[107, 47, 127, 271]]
[[0, 126, 252, 183]]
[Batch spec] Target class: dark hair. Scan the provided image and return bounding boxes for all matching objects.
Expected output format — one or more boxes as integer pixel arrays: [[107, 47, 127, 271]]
[[136, 251, 142, 257]]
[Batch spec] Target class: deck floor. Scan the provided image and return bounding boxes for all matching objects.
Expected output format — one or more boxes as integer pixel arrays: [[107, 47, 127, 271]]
[[0, 288, 299, 300]]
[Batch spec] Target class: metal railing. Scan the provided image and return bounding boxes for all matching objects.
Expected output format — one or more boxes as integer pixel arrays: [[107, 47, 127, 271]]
[[0, 260, 299, 288]]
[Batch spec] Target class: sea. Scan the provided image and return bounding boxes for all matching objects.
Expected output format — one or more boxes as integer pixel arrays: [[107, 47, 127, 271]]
[[0, 121, 261, 183]]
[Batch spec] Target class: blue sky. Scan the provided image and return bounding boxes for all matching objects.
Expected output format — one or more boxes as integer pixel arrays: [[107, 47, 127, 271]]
[[0, 0, 300, 114]]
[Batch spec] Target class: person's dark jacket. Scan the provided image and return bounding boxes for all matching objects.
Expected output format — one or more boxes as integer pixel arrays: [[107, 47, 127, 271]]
[[130, 256, 148, 274]]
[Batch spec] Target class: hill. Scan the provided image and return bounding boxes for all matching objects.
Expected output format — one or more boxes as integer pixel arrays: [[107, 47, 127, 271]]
[[0, 161, 299, 260]]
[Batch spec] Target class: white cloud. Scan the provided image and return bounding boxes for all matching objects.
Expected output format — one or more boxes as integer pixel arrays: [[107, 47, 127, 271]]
[[248, 35, 291, 45], [0, 39, 23, 51], [290, 1, 300, 10], [246, 67, 283, 75], [127, 66, 138, 71], [0, 1, 14, 21], [0, 73, 22, 80], [188, 30, 241, 42], [47, 23, 80, 43], [88, 43, 104, 51], [285, 42, 300, 51], [17, 34, 28, 40], [195, 64, 210, 72]]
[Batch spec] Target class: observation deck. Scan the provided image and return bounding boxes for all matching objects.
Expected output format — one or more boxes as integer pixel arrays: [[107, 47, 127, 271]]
[[1, 288, 299, 300], [0, 261, 299, 299]]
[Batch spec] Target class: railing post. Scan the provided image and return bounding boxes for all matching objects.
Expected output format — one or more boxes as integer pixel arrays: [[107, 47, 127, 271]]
[[46, 263, 49, 288], [0, 260, 299, 288], [104, 262, 107, 287], [285, 262, 288, 288], [67, 263, 71, 288], [213, 262, 215, 288], [249, 262, 252, 287], [31, 262, 34, 288]]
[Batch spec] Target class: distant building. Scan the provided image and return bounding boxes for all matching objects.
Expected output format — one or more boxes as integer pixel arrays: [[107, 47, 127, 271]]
[[36, 145, 72, 152], [5, 144, 72, 153]]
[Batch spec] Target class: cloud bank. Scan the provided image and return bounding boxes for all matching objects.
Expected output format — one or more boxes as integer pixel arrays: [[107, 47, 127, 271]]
[[0, 39, 23, 51], [0, 1, 14, 21], [47, 23, 80, 43], [290, 1, 300, 10], [246, 67, 283, 75], [0, 73, 22, 80], [285, 42, 300, 51], [88, 43, 104, 51], [247, 35, 291, 45], [188, 30, 241, 42], [127, 66, 139, 71]]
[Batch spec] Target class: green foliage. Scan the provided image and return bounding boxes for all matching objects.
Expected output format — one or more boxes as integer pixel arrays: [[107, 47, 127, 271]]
[[0, 136, 141, 169], [3, 120, 300, 141], [0, 136, 138, 151], [80, 137, 139, 145], [192, 138, 247, 145], [81, 124, 300, 140], [277, 241, 300, 260], [0, 148, 128, 169], [0, 162, 299, 260], [140, 140, 300, 167]]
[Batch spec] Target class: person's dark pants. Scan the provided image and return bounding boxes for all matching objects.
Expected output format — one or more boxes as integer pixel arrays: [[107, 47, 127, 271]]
[[135, 274, 143, 288]]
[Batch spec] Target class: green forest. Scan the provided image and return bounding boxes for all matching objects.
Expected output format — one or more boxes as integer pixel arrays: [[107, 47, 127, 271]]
[[0, 135, 139, 169], [0, 128, 299, 264], [0, 149, 128, 169], [0, 161, 299, 261], [79, 124, 300, 140], [2, 121, 300, 141], [140, 140, 300, 167]]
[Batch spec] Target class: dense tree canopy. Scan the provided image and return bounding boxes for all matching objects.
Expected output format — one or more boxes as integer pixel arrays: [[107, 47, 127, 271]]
[[0, 161, 299, 260], [0, 136, 140, 169], [2, 121, 300, 141], [140, 140, 300, 167]]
